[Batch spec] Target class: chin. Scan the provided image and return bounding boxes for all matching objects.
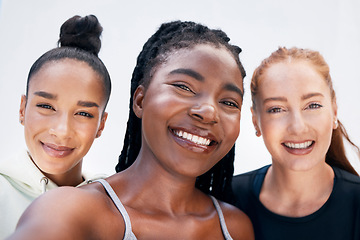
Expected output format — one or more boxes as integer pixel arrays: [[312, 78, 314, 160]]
[[37, 161, 70, 175], [286, 160, 322, 172]]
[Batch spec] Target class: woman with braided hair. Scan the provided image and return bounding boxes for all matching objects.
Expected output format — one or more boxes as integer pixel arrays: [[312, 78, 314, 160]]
[[116, 21, 243, 201], [8, 20, 254, 239]]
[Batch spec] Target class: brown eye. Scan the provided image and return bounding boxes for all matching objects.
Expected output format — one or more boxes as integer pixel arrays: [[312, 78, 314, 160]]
[[267, 107, 282, 113], [221, 100, 239, 109], [307, 103, 323, 109], [172, 83, 195, 94], [76, 112, 94, 118], [36, 104, 55, 110]]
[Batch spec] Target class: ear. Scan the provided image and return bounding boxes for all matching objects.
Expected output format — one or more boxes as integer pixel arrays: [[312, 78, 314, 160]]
[[133, 85, 145, 119], [332, 99, 338, 130], [251, 107, 261, 137], [96, 112, 108, 138], [19, 95, 26, 126]]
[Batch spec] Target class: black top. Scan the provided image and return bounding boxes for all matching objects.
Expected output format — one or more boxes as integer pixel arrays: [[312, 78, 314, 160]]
[[229, 165, 360, 240]]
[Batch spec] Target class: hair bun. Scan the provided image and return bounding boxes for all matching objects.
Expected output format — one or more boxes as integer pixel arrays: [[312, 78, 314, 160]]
[[58, 15, 103, 56]]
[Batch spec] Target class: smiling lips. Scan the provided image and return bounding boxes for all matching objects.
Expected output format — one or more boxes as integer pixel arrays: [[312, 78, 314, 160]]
[[172, 129, 214, 146], [284, 140, 313, 149], [282, 140, 314, 155], [41, 142, 75, 158]]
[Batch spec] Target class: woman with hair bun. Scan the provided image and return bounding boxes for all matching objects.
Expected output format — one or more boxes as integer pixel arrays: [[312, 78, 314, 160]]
[[0, 14, 111, 238]]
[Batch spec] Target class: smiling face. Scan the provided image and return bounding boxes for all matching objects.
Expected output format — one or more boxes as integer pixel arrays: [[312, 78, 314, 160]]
[[19, 59, 107, 178], [133, 44, 243, 178], [252, 60, 337, 171]]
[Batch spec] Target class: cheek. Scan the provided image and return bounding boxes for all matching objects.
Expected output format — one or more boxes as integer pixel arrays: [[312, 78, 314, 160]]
[[258, 116, 284, 150], [316, 115, 334, 142], [23, 111, 48, 137], [143, 93, 182, 125], [147, 91, 181, 110], [259, 115, 278, 136], [141, 106, 168, 148], [75, 122, 99, 142], [222, 114, 241, 141]]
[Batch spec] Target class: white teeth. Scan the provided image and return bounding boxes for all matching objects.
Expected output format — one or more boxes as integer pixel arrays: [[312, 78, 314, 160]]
[[284, 141, 313, 149], [178, 131, 183, 137], [173, 130, 211, 146]]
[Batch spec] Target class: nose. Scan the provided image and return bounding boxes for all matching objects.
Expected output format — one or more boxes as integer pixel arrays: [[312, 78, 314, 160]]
[[287, 111, 307, 134], [189, 102, 219, 124], [49, 113, 73, 139]]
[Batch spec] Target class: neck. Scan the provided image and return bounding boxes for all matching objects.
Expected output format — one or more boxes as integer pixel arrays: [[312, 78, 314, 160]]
[[42, 161, 84, 187], [260, 162, 334, 217], [268, 162, 334, 194], [118, 157, 203, 214]]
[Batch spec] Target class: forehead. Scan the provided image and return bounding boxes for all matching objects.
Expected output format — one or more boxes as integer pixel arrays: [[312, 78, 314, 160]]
[[157, 44, 243, 90], [259, 60, 329, 95], [29, 59, 101, 88], [28, 59, 105, 103], [165, 44, 236, 68]]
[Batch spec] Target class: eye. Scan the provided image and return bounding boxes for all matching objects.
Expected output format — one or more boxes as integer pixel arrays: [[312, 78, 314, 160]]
[[267, 107, 283, 113], [307, 103, 323, 109], [221, 100, 239, 109], [172, 83, 195, 94], [36, 103, 55, 111], [76, 112, 94, 118]]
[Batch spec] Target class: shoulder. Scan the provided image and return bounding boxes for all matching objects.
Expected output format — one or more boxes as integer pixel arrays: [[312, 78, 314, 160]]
[[333, 166, 360, 186], [232, 171, 253, 189], [332, 167, 360, 199], [230, 165, 270, 202], [232, 165, 270, 188], [9, 182, 124, 239], [81, 171, 108, 184], [219, 201, 254, 240], [0, 150, 30, 177], [0, 175, 33, 239], [0, 173, 14, 190], [0, 173, 33, 213]]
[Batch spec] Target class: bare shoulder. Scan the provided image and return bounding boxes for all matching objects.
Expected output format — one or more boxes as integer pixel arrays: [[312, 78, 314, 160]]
[[8, 182, 124, 239], [219, 200, 254, 240]]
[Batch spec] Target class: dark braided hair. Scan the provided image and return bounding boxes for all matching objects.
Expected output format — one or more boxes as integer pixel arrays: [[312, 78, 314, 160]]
[[26, 15, 111, 110], [116, 21, 246, 200]]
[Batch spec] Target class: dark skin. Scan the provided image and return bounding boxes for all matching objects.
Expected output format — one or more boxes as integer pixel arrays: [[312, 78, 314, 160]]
[[9, 45, 254, 240]]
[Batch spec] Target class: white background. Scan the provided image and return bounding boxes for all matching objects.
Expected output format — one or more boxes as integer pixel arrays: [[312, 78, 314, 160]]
[[0, 0, 359, 176]]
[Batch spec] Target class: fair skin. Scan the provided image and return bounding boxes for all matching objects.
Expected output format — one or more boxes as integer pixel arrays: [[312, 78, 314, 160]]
[[252, 60, 337, 217], [19, 59, 107, 186], [9, 44, 254, 239]]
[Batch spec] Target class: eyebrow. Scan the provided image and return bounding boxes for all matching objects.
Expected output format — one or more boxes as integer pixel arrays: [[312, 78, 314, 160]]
[[302, 92, 324, 100], [169, 68, 204, 81], [34, 91, 98, 108], [263, 93, 325, 104], [223, 83, 244, 98], [34, 91, 57, 99], [263, 96, 287, 104], [77, 101, 99, 108], [169, 68, 243, 98]]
